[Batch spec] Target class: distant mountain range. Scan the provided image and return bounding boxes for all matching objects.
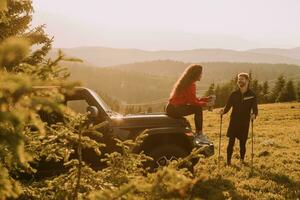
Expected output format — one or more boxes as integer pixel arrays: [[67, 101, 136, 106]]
[[51, 46, 300, 67], [247, 47, 300, 60]]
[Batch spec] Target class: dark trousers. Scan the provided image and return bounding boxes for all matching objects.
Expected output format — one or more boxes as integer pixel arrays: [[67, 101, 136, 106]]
[[166, 103, 203, 131], [227, 137, 247, 163]]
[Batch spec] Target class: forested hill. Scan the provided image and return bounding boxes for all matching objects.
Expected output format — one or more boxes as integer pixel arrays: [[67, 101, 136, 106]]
[[68, 63, 175, 104], [110, 60, 300, 83], [67, 60, 300, 104]]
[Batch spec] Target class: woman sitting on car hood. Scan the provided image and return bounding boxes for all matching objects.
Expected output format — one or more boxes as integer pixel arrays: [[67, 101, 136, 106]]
[[166, 64, 214, 137]]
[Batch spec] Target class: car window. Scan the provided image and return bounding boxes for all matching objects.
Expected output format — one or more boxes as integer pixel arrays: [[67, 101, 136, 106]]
[[67, 100, 89, 114]]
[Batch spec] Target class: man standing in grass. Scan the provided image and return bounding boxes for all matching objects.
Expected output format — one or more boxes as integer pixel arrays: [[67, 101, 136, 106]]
[[220, 73, 258, 165]]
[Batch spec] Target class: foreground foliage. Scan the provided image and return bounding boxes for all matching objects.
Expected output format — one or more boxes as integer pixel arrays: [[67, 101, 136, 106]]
[[1, 1, 299, 199]]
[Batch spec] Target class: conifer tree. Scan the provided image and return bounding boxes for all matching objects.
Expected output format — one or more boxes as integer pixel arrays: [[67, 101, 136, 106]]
[[297, 81, 300, 102], [0, 0, 52, 69], [147, 107, 153, 113], [278, 80, 296, 102], [261, 81, 270, 103], [251, 79, 263, 103], [271, 75, 286, 102], [262, 81, 269, 95], [205, 83, 215, 96]]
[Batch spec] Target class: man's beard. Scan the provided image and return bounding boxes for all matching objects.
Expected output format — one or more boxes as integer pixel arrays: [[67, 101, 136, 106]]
[[238, 82, 246, 88]]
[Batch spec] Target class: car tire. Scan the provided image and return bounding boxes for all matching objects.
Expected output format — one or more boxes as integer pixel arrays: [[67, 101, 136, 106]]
[[145, 144, 190, 171]]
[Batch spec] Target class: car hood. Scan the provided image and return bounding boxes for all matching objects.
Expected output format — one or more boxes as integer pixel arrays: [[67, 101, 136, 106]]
[[110, 113, 190, 129]]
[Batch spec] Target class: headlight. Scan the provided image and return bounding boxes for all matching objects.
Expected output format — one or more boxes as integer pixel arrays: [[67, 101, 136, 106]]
[[194, 137, 201, 145], [193, 135, 211, 146]]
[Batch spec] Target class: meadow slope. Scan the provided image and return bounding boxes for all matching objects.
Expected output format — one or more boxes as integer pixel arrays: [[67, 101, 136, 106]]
[[188, 102, 300, 200]]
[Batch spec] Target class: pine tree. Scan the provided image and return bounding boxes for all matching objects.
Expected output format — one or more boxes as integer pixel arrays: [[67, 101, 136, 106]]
[[278, 80, 297, 102], [0, 37, 30, 70], [251, 79, 263, 103], [205, 83, 215, 96], [262, 81, 269, 95], [214, 79, 236, 107], [0, 2, 81, 199], [248, 70, 253, 81], [297, 81, 300, 102], [147, 107, 153, 113], [261, 81, 269, 103], [286, 80, 297, 102], [271, 75, 286, 102], [0, 0, 52, 70], [137, 106, 142, 113], [125, 106, 130, 115]]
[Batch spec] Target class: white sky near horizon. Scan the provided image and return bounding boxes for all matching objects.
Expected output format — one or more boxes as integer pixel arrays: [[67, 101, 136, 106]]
[[32, 0, 300, 50]]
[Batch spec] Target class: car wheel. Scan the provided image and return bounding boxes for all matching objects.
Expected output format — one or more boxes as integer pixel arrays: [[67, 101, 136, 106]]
[[145, 144, 190, 171]]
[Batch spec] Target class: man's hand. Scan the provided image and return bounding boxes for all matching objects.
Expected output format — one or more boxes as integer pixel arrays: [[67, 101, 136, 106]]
[[251, 113, 256, 121], [219, 108, 224, 116]]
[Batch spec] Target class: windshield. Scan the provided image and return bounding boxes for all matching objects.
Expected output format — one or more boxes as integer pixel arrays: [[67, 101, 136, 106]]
[[89, 90, 122, 117], [90, 90, 111, 112]]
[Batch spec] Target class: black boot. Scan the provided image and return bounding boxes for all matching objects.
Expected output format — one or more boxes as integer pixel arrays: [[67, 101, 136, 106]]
[[227, 160, 231, 166], [227, 148, 233, 166]]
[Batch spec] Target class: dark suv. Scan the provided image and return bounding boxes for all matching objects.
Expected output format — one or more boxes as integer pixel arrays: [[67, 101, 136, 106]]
[[36, 86, 214, 173]]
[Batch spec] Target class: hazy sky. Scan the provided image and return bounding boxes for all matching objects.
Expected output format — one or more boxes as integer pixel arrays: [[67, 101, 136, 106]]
[[32, 0, 300, 50]]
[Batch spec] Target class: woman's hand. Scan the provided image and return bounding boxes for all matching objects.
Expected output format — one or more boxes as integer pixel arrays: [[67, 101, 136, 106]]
[[205, 95, 216, 106], [206, 100, 214, 107]]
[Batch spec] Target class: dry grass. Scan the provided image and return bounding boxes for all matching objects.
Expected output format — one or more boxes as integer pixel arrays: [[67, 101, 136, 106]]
[[188, 102, 300, 200]]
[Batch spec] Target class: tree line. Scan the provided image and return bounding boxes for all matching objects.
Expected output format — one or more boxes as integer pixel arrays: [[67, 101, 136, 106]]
[[102, 73, 300, 115], [67, 60, 300, 108], [205, 74, 300, 108]]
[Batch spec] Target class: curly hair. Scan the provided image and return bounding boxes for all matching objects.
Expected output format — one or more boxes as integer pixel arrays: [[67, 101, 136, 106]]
[[238, 72, 250, 80], [170, 64, 203, 97]]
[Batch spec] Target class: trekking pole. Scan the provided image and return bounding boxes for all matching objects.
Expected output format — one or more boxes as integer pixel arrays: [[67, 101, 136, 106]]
[[251, 114, 254, 174], [218, 114, 223, 170]]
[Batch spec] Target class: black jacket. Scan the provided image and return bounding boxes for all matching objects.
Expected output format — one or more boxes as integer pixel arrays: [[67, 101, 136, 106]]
[[224, 89, 258, 141]]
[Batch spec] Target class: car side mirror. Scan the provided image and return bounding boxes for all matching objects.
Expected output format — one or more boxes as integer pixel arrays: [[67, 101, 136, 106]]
[[87, 106, 99, 118]]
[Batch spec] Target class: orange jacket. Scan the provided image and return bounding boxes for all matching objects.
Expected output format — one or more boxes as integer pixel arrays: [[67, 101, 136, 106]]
[[169, 83, 208, 106]]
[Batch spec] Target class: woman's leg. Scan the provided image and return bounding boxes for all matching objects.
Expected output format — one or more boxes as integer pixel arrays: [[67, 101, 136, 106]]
[[166, 104, 203, 132], [193, 106, 203, 133]]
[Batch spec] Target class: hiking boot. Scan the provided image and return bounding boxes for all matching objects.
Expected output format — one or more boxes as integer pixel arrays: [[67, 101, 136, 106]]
[[226, 160, 231, 166], [195, 132, 211, 144], [240, 159, 248, 166]]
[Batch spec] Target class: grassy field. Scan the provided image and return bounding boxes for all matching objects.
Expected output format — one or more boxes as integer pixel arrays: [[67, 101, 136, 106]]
[[187, 102, 300, 200]]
